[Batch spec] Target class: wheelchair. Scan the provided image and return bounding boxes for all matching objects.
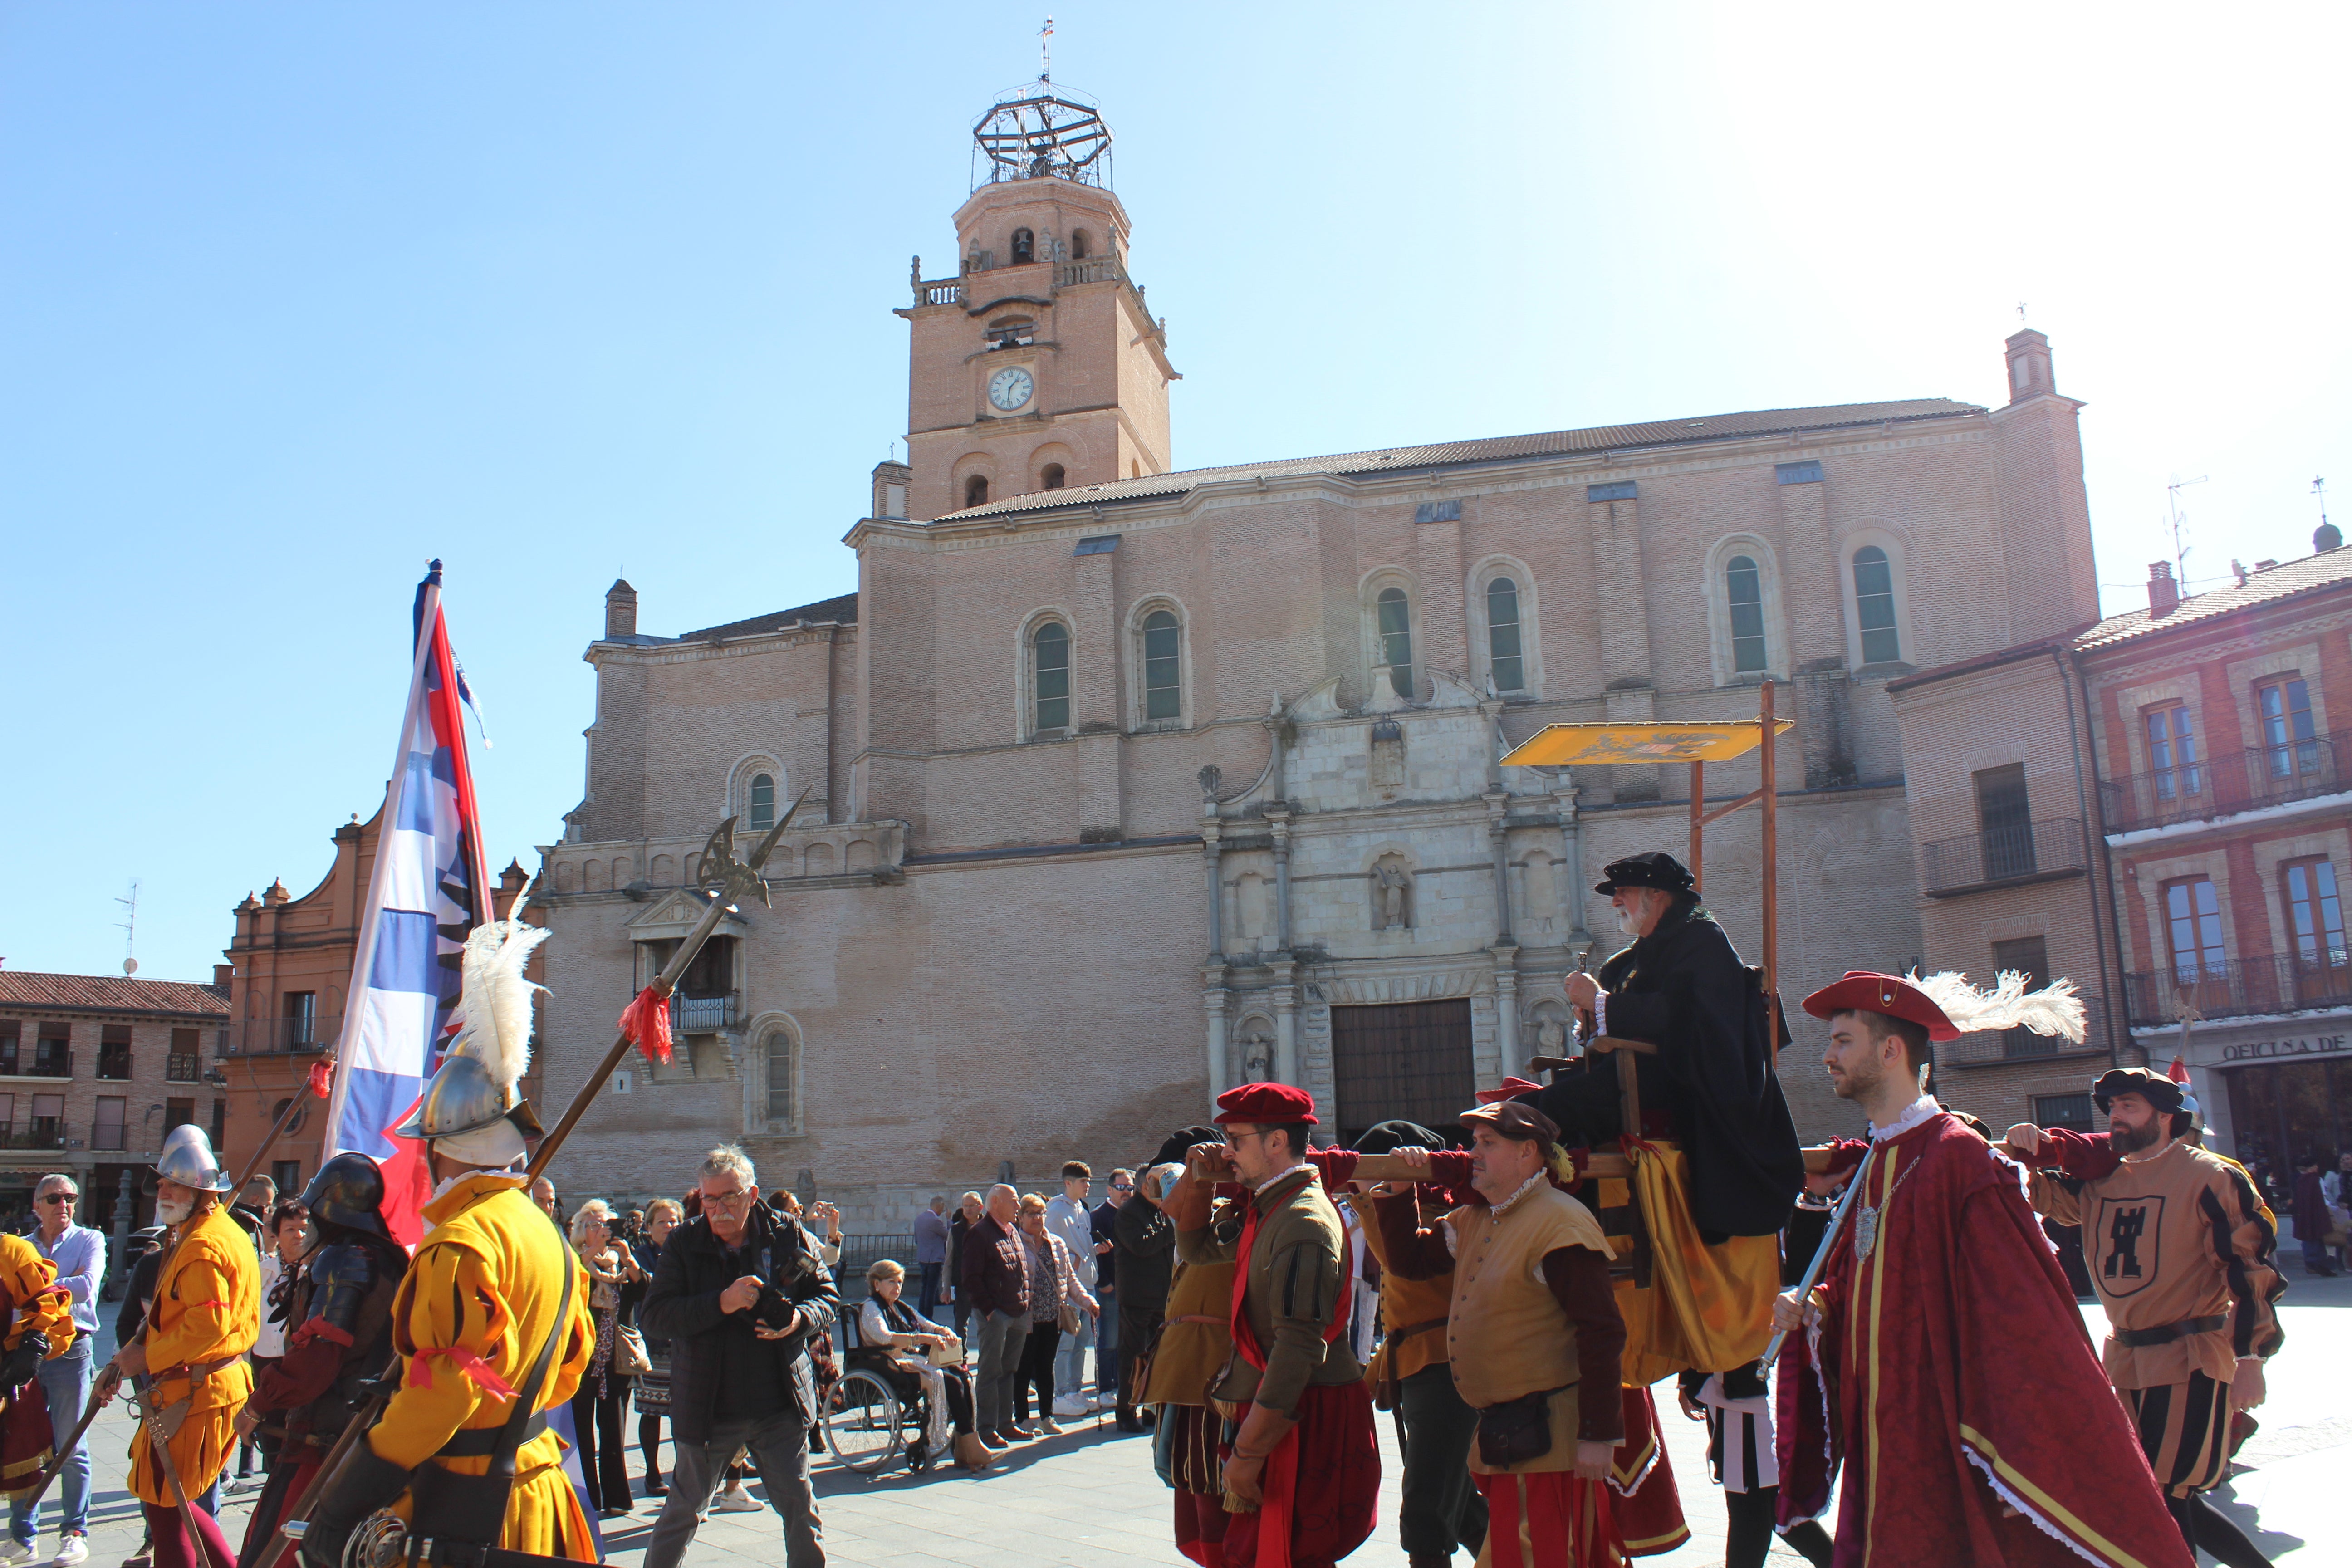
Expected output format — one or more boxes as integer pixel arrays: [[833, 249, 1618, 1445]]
[[821, 1303, 940, 1476]]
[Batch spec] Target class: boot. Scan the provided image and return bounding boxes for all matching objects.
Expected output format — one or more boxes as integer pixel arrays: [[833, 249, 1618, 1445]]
[[1410, 1557, 1453, 1568], [954, 1432, 996, 1473]]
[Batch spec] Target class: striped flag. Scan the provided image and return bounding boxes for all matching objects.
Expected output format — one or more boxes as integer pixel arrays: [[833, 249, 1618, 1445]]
[[321, 561, 495, 1248]]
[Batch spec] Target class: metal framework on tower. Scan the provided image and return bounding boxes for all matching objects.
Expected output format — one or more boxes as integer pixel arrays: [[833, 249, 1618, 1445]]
[[970, 83, 1112, 192]]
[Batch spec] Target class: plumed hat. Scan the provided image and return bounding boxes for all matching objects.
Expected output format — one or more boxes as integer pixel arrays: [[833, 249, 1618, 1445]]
[[1476, 1076, 1545, 1105], [1803, 971, 1963, 1041]]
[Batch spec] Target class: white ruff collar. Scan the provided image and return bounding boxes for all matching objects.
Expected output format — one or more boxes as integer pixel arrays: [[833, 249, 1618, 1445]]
[[1489, 1168, 1550, 1216], [1870, 1094, 1943, 1143], [1254, 1163, 1314, 1196]]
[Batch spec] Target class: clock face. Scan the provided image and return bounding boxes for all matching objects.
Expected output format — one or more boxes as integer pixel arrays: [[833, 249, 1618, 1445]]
[[987, 366, 1035, 412]]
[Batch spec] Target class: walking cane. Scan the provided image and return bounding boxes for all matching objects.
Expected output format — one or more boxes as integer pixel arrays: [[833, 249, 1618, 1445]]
[[1759, 1142, 1876, 1372], [282, 796, 809, 1555]]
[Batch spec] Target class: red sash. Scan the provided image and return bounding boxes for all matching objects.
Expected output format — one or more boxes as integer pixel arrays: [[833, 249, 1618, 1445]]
[[1226, 1171, 1354, 1568]]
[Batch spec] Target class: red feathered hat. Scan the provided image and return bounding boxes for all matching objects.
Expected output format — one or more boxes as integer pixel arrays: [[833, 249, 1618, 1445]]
[[1801, 970, 1962, 1042], [1213, 1082, 1318, 1126], [1476, 1076, 1545, 1105]]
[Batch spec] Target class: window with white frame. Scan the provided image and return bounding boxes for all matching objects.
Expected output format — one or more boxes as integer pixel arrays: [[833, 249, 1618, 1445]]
[[764, 1025, 796, 1128], [1485, 578, 1525, 691], [1852, 546, 1902, 664], [1142, 609, 1182, 722], [1031, 620, 1072, 734], [1725, 556, 1768, 674], [748, 773, 776, 831], [1376, 586, 1413, 698]]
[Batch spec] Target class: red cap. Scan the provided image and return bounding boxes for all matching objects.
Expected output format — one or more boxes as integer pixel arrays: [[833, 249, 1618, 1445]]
[[1476, 1076, 1545, 1105], [1213, 1082, 1318, 1126], [1800, 971, 1961, 1042]]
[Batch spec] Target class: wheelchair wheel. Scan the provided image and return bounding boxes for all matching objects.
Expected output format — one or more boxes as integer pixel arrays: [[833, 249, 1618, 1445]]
[[823, 1368, 902, 1474]]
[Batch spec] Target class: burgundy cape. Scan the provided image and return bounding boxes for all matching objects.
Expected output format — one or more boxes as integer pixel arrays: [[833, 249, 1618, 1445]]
[[1775, 1112, 2191, 1568]]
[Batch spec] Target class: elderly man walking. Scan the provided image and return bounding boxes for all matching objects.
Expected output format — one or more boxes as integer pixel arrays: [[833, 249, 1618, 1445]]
[[639, 1147, 840, 1568], [961, 1184, 1032, 1446], [9, 1174, 103, 1566], [913, 1197, 951, 1320]]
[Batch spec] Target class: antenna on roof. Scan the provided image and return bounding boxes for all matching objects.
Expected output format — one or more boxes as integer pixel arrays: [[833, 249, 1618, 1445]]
[[116, 879, 139, 976], [2165, 473, 2208, 586], [1040, 15, 1053, 83]]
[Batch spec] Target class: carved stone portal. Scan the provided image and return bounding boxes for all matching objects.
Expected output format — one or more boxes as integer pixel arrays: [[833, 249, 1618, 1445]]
[[1372, 857, 1414, 931]]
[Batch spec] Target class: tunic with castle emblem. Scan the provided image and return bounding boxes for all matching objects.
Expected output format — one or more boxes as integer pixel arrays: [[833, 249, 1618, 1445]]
[[2025, 1130, 2284, 1390]]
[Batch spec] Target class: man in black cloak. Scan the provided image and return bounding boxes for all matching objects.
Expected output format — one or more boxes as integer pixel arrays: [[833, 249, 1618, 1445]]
[[1543, 850, 1803, 1240]]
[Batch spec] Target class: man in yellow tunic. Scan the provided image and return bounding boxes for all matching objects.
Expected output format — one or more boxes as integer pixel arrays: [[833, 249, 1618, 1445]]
[[104, 1125, 258, 1568], [0, 1212, 78, 1511], [301, 953, 593, 1568]]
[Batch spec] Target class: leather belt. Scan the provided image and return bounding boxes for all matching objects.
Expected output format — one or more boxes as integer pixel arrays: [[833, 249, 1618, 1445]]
[[436, 1411, 549, 1458], [1166, 1315, 1227, 1327], [157, 1354, 241, 1387], [2114, 1314, 2228, 1348], [1382, 1317, 1448, 1349]]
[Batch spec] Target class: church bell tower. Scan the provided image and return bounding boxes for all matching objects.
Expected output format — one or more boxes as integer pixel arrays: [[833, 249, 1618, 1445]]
[[896, 86, 1179, 521]]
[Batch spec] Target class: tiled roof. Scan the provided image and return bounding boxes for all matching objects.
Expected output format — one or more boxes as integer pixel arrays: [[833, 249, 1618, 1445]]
[[943, 397, 1984, 520], [2075, 549, 2352, 651], [675, 593, 859, 645], [0, 971, 229, 1017]]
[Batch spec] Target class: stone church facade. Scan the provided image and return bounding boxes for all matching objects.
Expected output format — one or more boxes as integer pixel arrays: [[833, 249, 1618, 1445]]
[[529, 94, 2103, 1227]]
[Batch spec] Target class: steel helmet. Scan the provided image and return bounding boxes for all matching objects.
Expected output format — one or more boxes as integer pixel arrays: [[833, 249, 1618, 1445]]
[[391, 1053, 547, 1143], [299, 1151, 393, 1239], [152, 1123, 234, 1193]]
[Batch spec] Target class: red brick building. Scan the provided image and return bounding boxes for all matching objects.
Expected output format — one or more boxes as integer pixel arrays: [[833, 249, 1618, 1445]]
[[220, 804, 533, 1196], [1891, 531, 2352, 1184], [0, 968, 230, 1242]]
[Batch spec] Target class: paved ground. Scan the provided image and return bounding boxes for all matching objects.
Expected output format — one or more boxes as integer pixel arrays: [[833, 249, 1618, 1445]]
[[49, 1256, 2347, 1567]]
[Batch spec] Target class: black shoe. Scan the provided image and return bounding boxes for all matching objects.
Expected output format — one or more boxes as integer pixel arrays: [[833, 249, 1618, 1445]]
[[1114, 1413, 1146, 1434], [642, 1480, 668, 1497]]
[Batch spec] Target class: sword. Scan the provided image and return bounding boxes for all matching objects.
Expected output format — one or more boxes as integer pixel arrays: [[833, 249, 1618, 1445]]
[[131, 1370, 231, 1568], [1760, 1142, 1876, 1372]]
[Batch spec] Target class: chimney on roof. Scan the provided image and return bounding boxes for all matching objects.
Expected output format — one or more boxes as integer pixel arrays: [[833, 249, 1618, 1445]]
[[2004, 328, 2055, 403], [604, 579, 638, 640], [2147, 561, 2180, 617], [213, 963, 233, 990], [2254, 559, 2280, 573], [872, 460, 912, 521]]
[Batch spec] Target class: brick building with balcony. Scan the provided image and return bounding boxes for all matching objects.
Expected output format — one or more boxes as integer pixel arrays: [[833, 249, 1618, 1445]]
[[221, 805, 533, 1197], [1890, 529, 2352, 1183], [0, 967, 230, 1247]]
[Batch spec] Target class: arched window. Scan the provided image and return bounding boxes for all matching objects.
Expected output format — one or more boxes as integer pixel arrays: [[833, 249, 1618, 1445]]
[[747, 773, 775, 831], [1725, 556, 1767, 673], [1852, 546, 1901, 663], [1143, 609, 1182, 721], [764, 1027, 795, 1127], [1041, 463, 1066, 490], [1485, 578, 1524, 691], [1032, 621, 1071, 733], [1376, 587, 1414, 698], [965, 474, 990, 508], [1070, 229, 1091, 260], [1010, 227, 1035, 264]]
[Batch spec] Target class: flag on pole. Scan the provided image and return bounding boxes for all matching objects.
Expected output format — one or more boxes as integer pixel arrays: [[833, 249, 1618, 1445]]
[[321, 560, 497, 1248]]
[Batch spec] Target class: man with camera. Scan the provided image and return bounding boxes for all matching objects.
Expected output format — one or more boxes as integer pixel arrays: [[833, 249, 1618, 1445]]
[[638, 1145, 840, 1568]]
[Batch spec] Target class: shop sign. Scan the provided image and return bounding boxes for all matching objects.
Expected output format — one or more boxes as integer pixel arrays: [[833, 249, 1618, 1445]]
[[2219, 1033, 2352, 1062]]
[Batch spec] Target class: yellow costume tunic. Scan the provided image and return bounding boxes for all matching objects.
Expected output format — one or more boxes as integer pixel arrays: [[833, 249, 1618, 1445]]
[[368, 1173, 593, 1561], [129, 1205, 258, 1505], [0, 1232, 77, 1494]]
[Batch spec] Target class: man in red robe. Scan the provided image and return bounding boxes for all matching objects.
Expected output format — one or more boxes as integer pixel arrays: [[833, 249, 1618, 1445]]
[[1771, 973, 2192, 1568]]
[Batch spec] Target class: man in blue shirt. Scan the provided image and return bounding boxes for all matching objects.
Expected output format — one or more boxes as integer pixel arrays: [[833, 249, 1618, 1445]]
[[7, 1174, 104, 1566]]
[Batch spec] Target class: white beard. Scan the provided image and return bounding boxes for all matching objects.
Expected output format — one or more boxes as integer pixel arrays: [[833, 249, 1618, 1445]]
[[156, 1196, 193, 1226], [1615, 907, 1640, 936]]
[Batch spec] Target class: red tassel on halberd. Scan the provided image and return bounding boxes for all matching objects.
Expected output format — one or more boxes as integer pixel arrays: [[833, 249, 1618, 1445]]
[[620, 986, 674, 1065]]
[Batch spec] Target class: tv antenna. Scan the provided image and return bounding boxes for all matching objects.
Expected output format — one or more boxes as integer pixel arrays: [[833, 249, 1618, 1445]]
[[1040, 15, 1053, 84], [116, 879, 140, 976], [2166, 473, 2208, 584]]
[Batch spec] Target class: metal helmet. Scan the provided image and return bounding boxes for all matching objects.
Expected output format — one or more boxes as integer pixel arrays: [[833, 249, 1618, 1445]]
[[300, 1151, 393, 1239], [152, 1122, 234, 1193], [390, 1054, 547, 1143]]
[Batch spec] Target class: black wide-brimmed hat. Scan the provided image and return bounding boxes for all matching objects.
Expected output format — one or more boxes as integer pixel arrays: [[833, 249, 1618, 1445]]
[[1153, 1125, 1226, 1167], [1594, 850, 1696, 897], [1355, 1120, 1444, 1157], [2092, 1067, 2186, 1117]]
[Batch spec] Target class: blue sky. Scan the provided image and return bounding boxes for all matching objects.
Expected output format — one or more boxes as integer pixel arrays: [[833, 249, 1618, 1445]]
[[5, 3, 2345, 982]]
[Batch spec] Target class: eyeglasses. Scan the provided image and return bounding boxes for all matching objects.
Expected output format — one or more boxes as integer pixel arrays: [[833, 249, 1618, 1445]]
[[39, 1194, 75, 1205], [702, 1186, 755, 1211], [1111, 1183, 1134, 1193]]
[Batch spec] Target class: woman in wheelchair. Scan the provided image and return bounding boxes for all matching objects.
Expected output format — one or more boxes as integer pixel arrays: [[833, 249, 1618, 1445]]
[[859, 1259, 988, 1471]]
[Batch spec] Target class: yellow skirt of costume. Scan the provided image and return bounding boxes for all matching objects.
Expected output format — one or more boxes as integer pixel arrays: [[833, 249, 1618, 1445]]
[[127, 1207, 260, 1505], [1601, 1140, 1779, 1386]]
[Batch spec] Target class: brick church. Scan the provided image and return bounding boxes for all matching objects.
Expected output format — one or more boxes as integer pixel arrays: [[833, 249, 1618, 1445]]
[[530, 86, 2106, 1225]]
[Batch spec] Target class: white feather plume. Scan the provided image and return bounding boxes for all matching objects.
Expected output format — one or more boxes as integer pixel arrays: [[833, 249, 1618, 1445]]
[[444, 919, 550, 1091], [1908, 969, 2087, 1043]]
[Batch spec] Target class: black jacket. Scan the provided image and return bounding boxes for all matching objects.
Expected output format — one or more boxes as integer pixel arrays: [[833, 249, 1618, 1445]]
[[1112, 1198, 1176, 1319], [1536, 901, 1803, 1239], [640, 1203, 841, 1443]]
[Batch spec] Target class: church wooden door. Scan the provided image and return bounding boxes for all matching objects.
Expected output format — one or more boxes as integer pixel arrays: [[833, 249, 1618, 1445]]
[[1330, 1000, 1475, 1146]]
